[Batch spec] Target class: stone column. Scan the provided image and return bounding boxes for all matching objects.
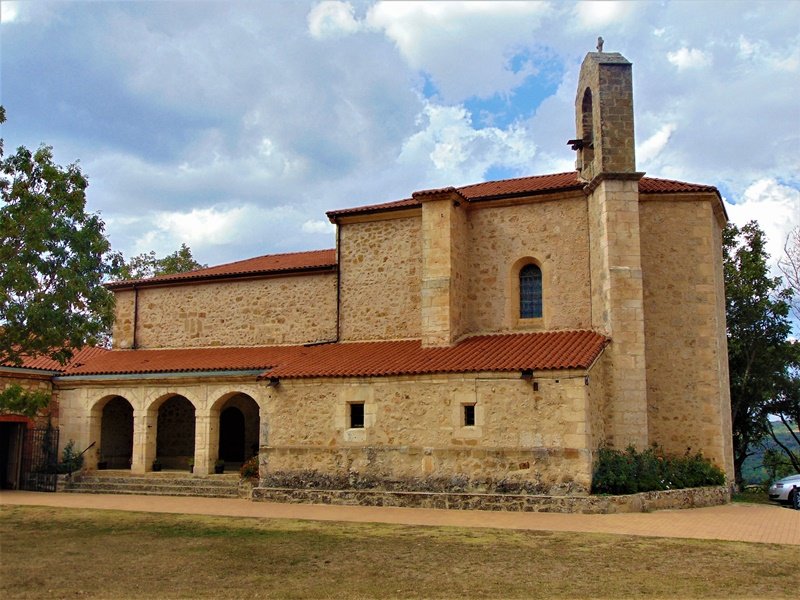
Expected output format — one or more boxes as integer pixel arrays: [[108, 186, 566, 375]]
[[132, 408, 155, 474], [588, 177, 648, 449], [194, 411, 215, 475], [415, 187, 467, 347]]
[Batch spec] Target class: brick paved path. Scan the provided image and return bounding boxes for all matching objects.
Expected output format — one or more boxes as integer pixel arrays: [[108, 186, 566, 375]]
[[1, 490, 798, 545]]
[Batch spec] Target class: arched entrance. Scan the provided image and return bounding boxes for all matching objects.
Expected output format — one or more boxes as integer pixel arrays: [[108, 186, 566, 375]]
[[215, 393, 259, 468], [100, 396, 133, 469], [219, 407, 245, 462], [156, 395, 195, 470]]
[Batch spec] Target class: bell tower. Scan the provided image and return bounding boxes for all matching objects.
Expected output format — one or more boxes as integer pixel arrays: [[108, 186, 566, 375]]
[[575, 48, 648, 450], [573, 51, 636, 181]]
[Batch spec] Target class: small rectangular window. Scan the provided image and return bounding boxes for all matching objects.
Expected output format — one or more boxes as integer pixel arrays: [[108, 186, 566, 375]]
[[349, 403, 364, 429], [463, 404, 476, 427]]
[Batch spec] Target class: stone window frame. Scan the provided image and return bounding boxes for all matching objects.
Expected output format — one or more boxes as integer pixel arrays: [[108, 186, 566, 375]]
[[453, 392, 482, 439], [338, 387, 374, 443], [509, 257, 545, 330]]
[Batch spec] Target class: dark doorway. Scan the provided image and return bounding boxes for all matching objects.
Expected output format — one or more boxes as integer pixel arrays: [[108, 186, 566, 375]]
[[219, 407, 245, 462], [0, 422, 25, 489], [101, 397, 133, 469]]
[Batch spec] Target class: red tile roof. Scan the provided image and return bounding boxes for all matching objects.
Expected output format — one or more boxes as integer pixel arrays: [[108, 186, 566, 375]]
[[1, 347, 110, 373], [62, 346, 294, 376], [59, 330, 608, 378], [106, 249, 337, 290], [327, 172, 720, 219], [269, 330, 608, 378]]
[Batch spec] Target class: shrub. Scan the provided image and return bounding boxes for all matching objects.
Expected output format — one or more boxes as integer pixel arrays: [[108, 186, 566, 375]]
[[592, 445, 725, 495], [240, 456, 259, 480], [58, 440, 84, 474]]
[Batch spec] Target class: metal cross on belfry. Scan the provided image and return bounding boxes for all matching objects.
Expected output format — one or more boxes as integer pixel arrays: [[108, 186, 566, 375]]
[[597, 36, 604, 52]]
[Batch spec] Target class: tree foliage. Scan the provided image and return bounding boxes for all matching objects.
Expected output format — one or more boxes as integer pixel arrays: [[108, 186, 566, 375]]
[[119, 243, 206, 281], [723, 221, 798, 485], [0, 384, 51, 418], [0, 107, 121, 366]]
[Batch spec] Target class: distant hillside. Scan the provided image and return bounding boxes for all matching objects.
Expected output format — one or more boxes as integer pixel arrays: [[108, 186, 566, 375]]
[[742, 421, 799, 484]]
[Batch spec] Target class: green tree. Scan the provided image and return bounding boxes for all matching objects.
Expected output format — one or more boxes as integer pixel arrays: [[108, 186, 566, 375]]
[[724, 221, 797, 486], [0, 107, 121, 367], [119, 243, 206, 280]]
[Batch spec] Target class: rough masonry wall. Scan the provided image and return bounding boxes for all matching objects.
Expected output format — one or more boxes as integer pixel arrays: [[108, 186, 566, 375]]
[[586, 351, 610, 452], [262, 372, 593, 494], [464, 196, 592, 334], [339, 215, 421, 341], [111, 290, 135, 349], [112, 273, 337, 349], [640, 197, 733, 475]]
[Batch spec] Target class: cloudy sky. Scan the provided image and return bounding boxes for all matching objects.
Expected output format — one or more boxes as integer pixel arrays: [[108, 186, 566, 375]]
[[1, 0, 798, 271]]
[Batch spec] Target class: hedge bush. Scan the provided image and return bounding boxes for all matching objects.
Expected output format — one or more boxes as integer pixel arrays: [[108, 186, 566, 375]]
[[592, 445, 725, 495]]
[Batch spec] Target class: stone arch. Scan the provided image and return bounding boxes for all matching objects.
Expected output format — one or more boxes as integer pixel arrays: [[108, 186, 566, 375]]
[[100, 397, 134, 469], [89, 395, 134, 470], [153, 394, 196, 470], [211, 392, 260, 467], [507, 256, 546, 328]]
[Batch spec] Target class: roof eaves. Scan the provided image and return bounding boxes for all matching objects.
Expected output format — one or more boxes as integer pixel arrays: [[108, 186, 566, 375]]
[[106, 263, 338, 290], [326, 199, 420, 222]]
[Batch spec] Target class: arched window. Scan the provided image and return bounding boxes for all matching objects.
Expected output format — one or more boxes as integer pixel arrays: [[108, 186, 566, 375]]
[[519, 264, 543, 319]]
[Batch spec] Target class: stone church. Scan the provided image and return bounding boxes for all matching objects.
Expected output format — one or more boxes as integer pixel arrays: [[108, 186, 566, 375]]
[[1, 51, 734, 496]]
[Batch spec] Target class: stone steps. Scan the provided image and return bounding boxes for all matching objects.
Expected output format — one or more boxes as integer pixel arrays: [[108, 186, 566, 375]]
[[62, 473, 244, 498]]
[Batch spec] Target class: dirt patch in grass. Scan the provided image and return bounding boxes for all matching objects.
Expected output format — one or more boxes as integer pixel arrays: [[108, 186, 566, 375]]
[[1, 505, 797, 599]]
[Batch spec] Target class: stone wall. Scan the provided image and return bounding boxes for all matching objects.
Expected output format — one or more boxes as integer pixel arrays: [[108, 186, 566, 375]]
[[640, 196, 733, 475], [339, 214, 422, 341], [263, 371, 594, 494], [112, 273, 337, 349], [586, 350, 609, 451], [464, 195, 592, 334], [252, 485, 730, 514]]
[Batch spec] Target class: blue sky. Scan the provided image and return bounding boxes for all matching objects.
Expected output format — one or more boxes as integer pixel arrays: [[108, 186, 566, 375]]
[[1, 0, 798, 273]]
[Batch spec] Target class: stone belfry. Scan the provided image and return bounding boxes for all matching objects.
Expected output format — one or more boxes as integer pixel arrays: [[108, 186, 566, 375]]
[[575, 48, 649, 450], [573, 51, 636, 180]]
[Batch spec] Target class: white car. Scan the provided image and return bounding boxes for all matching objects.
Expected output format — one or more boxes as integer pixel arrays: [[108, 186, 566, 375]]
[[768, 473, 800, 506]]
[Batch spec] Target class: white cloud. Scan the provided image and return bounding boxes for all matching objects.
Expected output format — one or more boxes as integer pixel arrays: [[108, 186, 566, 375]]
[[302, 219, 335, 234], [1, 1, 19, 23], [637, 123, 676, 166], [364, 1, 552, 101], [666, 47, 712, 71], [725, 179, 800, 271], [574, 1, 639, 30], [307, 1, 360, 39], [398, 101, 536, 185]]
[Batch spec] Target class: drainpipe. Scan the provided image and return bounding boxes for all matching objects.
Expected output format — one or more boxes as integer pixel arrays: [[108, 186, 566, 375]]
[[132, 285, 139, 350], [335, 222, 341, 343]]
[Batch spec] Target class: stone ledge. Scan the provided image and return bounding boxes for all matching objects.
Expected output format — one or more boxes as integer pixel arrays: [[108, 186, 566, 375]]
[[251, 485, 729, 514]]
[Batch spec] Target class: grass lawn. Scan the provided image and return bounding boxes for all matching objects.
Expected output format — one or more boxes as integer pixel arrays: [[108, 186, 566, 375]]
[[1, 505, 798, 599]]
